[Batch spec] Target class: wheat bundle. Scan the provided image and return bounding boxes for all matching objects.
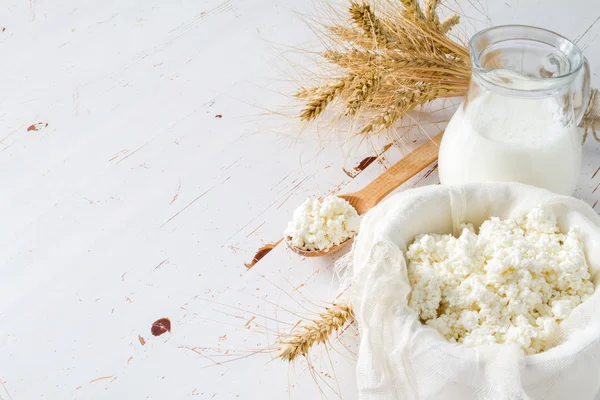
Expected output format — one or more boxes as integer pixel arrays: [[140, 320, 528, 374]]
[[297, 0, 470, 135]]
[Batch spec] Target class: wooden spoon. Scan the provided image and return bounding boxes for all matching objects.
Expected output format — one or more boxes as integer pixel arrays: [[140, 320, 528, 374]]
[[287, 132, 443, 257]]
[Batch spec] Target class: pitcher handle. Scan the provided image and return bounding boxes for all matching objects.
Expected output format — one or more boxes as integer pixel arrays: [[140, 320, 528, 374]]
[[576, 57, 591, 126]]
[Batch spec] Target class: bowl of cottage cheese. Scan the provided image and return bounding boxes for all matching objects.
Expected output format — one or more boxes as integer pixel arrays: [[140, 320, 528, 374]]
[[342, 182, 600, 399], [406, 206, 594, 355]]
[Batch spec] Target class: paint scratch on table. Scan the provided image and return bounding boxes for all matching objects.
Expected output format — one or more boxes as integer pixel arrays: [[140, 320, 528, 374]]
[[29, 0, 36, 21], [343, 156, 377, 178], [377, 156, 389, 168], [96, 14, 119, 25], [1, 377, 12, 400], [245, 222, 265, 238], [170, 181, 182, 204], [118, 140, 152, 163], [413, 163, 439, 187], [221, 157, 242, 171], [245, 240, 282, 269], [108, 2, 231, 77], [151, 318, 171, 336], [305, 268, 321, 282], [227, 244, 240, 254], [0, 144, 13, 154], [89, 375, 114, 384], [289, 177, 309, 193], [342, 143, 393, 178], [72, 88, 80, 116], [161, 185, 215, 227], [27, 122, 48, 132], [423, 163, 438, 178], [244, 316, 256, 328], [153, 258, 170, 272], [324, 183, 345, 197], [276, 194, 292, 210], [270, 173, 291, 192], [0, 127, 20, 145], [109, 149, 129, 162]]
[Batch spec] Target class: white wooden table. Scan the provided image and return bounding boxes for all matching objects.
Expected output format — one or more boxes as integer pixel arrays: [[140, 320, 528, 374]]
[[1, 0, 600, 399]]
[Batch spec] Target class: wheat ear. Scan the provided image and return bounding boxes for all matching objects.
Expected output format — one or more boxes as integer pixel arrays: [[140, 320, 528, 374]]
[[400, 0, 425, 20], [424, 0, 440, 25], [300, 79, 348, 121], [346, 69, 381, 115], [278, 302, 355, 362], [295, 86, 321, 99], [349, 2, 393, 45], [439, 15, 460, 34]]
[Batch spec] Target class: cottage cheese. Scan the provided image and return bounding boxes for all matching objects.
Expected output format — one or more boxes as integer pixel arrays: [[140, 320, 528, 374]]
[[407, 207, 595, 354], [285, 196, 360, 252]]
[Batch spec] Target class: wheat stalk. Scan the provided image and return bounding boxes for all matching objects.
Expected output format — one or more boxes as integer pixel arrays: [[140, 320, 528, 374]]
[[297, 0, 471, 135], [278, 302, 355, 362]]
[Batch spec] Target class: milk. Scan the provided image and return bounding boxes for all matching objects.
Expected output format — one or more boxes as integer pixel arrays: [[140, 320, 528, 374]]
[[438, 90, 582, 195]]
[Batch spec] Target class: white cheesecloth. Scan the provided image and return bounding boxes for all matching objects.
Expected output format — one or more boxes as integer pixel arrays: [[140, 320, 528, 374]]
[[337, 182, 600, 400]]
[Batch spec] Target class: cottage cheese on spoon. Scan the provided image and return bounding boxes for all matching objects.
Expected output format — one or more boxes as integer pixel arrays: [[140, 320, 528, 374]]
[[285, 196, 360, 252]]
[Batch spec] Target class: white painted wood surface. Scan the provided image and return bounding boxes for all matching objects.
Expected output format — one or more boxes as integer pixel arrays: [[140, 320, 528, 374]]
[[1, 0, 600, 398]]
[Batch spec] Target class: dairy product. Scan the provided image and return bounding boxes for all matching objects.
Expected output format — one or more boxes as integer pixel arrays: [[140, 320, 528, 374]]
[[285, 196, 360, 252], [439, 79, 582, 195], [407, 207, 594, 354]]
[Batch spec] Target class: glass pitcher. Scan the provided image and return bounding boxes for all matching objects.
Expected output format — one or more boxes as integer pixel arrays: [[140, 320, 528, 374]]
[[438, 25, 590, 195]]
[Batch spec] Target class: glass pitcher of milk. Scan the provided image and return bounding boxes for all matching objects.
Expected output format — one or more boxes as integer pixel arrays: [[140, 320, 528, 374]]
[[438, 25, 590, 195]]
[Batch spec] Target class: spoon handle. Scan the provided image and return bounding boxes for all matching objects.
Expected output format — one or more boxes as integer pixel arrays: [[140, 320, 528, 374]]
[[356, 132, 443, 210]]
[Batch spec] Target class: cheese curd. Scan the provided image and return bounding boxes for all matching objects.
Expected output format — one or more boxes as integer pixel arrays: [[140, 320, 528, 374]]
[[407, 207, 595, 354], [285, 196, 360, 252]]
